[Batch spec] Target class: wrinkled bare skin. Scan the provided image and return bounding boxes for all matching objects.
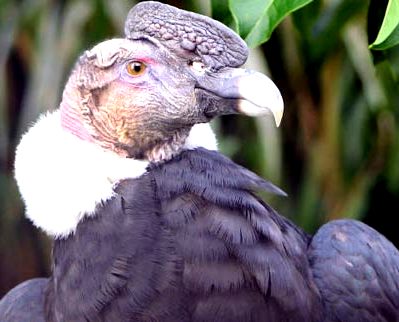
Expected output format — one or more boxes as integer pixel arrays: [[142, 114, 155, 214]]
[[61, 39, 201, 161], [58, 3, 282, 162]]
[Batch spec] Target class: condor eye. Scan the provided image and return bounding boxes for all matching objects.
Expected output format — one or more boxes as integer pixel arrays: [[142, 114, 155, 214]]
[[126, 61, 146, 76]]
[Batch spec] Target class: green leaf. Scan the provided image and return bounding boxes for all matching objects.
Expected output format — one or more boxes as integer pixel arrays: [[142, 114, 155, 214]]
[[228, 0, 271, 37], [229, 0, 314, 48], [370, 0, 399, 50]]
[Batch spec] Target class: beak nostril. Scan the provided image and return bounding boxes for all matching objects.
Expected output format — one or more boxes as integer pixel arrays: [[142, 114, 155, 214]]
[[189, 60, 207, 75], [194, 68, 284, 126]]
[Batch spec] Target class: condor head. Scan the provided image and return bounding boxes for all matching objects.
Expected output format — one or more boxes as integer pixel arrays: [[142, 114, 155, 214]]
[[60, 1, 283, 162]]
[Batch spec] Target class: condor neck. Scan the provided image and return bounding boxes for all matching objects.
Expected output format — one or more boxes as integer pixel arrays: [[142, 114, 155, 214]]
[[60, 86, 94, 143]]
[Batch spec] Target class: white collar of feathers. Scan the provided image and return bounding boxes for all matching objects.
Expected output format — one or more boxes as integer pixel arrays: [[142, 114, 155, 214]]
[[14, 110, 217, 238]]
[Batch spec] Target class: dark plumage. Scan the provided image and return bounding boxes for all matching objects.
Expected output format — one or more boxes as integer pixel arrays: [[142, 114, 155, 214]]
[[1, 2, 399, 322], [309, 220, 399, 322], [0, 279, 46, 322], [3, 149, 399, 321]]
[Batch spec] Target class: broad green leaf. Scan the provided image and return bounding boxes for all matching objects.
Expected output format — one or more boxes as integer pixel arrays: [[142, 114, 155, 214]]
[[370, 23, 399, 50], [229, 0, 272, 37], [229, 0, 314, 48], [370, 0, 399, 50]]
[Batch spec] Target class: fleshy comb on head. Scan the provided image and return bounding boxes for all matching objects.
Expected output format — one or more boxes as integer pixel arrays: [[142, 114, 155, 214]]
[[124, 1, 248, 70]]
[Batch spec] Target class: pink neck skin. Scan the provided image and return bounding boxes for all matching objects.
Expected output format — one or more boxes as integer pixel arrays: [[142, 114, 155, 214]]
[[60, 90, 94, 143]]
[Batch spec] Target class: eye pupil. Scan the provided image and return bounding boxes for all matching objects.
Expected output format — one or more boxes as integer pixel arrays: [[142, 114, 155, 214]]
[[127, 61, 146, 76]]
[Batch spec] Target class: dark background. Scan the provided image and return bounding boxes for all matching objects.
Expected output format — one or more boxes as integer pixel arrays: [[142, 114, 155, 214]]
[[1, 0, 398, 296]]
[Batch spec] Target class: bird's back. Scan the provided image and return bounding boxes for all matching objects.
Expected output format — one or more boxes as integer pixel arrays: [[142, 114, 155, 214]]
[[44, 148, 324, 322], [0, 278, 47, 322], [309, 219, 399, 322], [3, 149, 399, 322], [151, 148, 324, 322]]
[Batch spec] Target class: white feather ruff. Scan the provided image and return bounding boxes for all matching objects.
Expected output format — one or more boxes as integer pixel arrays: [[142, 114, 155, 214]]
[[183, 122, 218, 151], [14, 110, 217, 238]]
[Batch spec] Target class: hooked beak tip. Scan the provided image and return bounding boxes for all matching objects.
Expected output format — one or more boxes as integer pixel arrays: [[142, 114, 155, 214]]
[[273, 107, 284, 127], [237, 72, 284, 127]]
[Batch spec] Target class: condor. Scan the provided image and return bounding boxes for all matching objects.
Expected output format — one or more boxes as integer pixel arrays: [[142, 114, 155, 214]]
[[1, 2, 398, 322]]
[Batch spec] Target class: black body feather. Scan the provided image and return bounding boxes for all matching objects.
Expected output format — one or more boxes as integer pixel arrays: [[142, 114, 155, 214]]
[[1, 148, 399, 322]]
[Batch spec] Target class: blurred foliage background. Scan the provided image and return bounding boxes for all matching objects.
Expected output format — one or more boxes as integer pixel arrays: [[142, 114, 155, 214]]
[[1, 0, 398, 296]]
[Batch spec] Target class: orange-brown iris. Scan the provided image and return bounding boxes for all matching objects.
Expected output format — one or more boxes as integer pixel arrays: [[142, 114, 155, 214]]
[[126, 61, 146, 76]]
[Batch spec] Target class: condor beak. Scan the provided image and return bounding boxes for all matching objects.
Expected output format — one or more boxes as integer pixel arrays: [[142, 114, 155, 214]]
[[235, 70, 284, 126], [196, 68, 284, 126]]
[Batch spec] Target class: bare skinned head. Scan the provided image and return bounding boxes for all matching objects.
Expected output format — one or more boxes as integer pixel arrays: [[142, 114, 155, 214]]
[[60, 2, 283, 162]]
